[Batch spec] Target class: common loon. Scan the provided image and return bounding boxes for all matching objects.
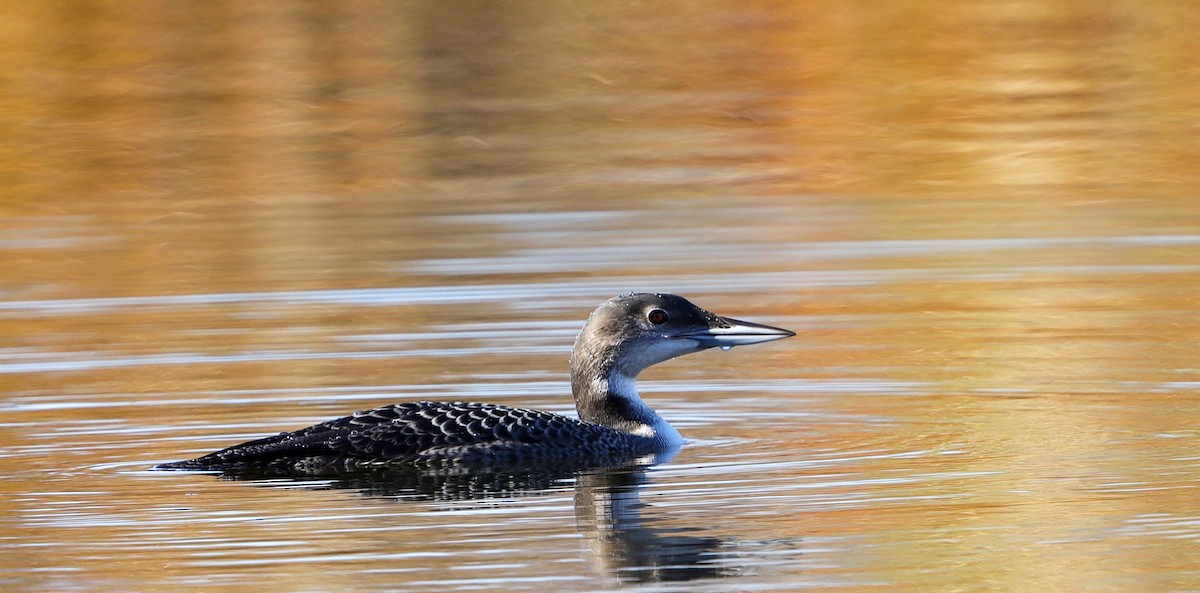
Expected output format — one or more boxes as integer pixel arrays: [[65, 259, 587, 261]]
[[156, 293, 793, 470]]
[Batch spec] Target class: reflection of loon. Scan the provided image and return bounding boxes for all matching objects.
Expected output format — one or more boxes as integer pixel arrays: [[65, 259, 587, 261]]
[[576, 466, 743, 583], [156, 293, 792, 471], [206, 463, 767, 585]]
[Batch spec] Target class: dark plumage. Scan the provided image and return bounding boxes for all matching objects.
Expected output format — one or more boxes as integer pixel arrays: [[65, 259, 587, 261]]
[[156, 293, 793, 471], [158, 402, 654, 470]]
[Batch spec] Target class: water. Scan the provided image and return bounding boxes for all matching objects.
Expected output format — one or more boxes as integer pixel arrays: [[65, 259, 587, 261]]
[[3, 1, 1200, 591]]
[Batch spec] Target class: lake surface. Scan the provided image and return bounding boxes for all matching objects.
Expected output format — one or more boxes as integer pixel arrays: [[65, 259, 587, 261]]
[[3, 1, 1200, 591]]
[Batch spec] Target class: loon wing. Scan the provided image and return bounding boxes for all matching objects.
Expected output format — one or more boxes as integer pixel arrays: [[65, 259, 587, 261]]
[[160, 401, 613, 469]]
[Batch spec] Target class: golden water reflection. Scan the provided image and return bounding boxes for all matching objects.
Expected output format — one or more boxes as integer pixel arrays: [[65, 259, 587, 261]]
[[2, 1, 1200, 592]]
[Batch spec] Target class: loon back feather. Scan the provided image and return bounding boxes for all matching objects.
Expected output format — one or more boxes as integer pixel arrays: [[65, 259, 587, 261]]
[[155, 402, 659, 469]]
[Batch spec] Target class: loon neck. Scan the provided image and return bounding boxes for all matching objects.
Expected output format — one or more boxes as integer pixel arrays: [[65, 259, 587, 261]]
[[569, 340, 680, 445], [571, 367, 658, 432]]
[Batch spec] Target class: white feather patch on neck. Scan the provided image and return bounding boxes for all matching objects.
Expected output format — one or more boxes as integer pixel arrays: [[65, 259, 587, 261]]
[[606, 371, 639, 401], [607, 371, 685, 448]]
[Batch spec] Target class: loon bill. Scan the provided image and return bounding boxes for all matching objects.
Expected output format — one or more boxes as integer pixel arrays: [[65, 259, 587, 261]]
[[155, 292, 794, 470]]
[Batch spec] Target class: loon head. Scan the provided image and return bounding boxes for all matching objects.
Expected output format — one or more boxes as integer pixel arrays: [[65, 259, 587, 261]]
[[572, 292, 795, 377], [570, 292, 794, 437]]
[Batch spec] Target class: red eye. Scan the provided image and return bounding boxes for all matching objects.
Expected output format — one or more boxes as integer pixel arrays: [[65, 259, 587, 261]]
[[647, 309, 669, 325]]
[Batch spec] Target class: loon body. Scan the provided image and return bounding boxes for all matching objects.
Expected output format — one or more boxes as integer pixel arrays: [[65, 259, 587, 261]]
[[156, 293, 793, 470]]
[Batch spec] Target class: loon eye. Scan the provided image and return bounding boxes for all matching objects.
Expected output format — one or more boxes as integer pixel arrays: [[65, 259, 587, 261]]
[[647, 309, 669, 325]]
